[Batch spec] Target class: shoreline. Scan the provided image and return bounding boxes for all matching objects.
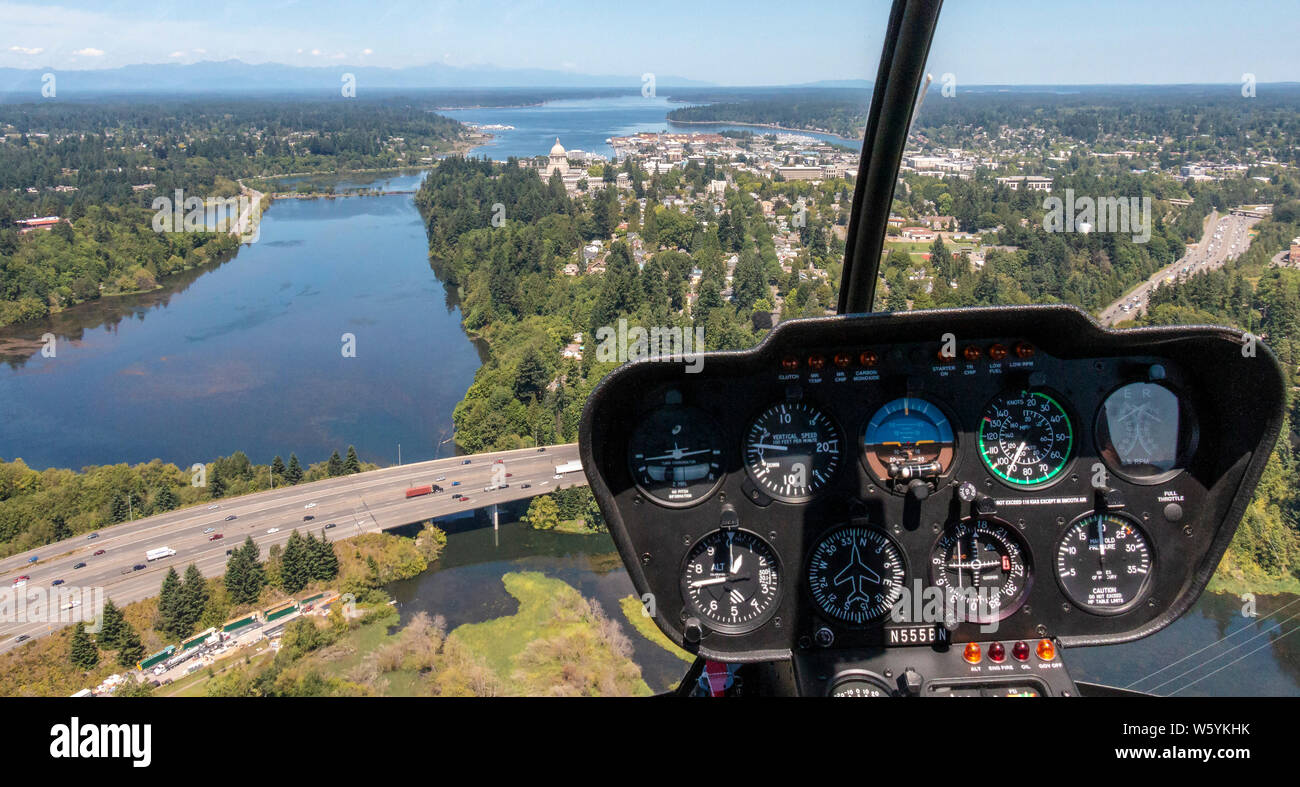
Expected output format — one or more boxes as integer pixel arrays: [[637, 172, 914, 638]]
[[665, 116, 862, 143]]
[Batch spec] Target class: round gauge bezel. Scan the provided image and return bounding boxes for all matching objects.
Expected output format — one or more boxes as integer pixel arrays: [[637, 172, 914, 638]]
[[928, 516, 1033, 624], [742, 399, 845, 503], [1054, 510, 1156, 616], [977, 387, 1077, 490], [625, 404, 727, 508], [679, 528, 783, 636], [1094, 380, 1199, 486], [804, 524, 909, 628], [828, 670, 895, 697], [858, 395, 962, 493]]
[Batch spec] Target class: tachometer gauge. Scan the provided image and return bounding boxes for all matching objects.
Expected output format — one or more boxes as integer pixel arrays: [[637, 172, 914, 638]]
[[1096, 382, 1197, 484], [862, 397, 957, 490], [681, 529, 781, 634], [807, 526, 906, 625], [929, 517, 1031, 624], [627, 405, 724, 506], [1055, 512, 1153, 615], [744, 401, 842, 502], [978, 390, 1074, 487]]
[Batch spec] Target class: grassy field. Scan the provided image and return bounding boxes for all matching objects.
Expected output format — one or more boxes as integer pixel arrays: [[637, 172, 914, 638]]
[[451, 572, 652, 696]]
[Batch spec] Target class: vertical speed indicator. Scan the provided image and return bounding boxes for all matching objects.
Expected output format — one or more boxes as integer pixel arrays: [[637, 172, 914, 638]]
[[743, 401, 843, 502]]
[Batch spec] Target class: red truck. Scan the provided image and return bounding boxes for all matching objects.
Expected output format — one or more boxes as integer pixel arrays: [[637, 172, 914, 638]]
[[405, 485, 433, 498]]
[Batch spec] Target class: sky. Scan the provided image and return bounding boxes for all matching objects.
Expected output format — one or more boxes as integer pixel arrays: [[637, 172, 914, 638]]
[[1, 0, 1297, 86]]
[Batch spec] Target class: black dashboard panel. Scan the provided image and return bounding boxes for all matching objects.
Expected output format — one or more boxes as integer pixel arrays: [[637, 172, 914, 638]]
[[579, 305, 1285, 666]]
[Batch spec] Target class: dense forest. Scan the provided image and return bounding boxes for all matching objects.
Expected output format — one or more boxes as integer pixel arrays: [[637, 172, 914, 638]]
[[0, 98, 466, 326], [415, 156, 844, 453]]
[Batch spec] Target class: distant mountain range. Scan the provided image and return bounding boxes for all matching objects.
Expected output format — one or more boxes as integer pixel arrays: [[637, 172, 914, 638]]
[[0, 59, 715, 96]]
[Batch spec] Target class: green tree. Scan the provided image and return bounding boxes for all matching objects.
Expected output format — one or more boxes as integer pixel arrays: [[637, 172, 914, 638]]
[[157, 567, 186, 640], [343, 446, 361, 474], [327, 450, 344, 477], [310, 532, 339, 580], [154, 485, 180, 512], [270, 455, 287, 482], [69, 622, 98, 669], [98, 599, 128, 651], [286, 454, 303, 485], [225, 536, 266, 606], [117, 625, 145, 667], [524, 494, 560, 530], [180, 563, 209, 633], [281, 530, 309, 593]]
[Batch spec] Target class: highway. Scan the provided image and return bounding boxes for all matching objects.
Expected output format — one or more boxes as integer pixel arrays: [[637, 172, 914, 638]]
[[0, 443, 583, 653], [1099, 210, 1259, 326]]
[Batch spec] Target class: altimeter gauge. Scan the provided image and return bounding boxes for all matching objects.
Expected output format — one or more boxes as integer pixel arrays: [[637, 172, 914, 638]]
[[680, 529, 781, 634]]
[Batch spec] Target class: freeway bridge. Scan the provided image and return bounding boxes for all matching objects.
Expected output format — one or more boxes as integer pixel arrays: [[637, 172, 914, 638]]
[[0, 443, 584, 653]]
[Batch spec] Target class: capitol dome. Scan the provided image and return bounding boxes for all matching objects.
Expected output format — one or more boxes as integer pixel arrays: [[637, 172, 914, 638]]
[[549, 138, 566, 157]]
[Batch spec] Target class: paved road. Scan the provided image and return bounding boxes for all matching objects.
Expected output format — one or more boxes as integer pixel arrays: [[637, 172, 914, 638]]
[[1099, 210, 1259, 326], [0, 443, 583, 653]]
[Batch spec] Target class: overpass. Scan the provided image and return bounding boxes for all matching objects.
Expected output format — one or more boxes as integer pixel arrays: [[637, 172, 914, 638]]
[[0, 443, 585, 653]]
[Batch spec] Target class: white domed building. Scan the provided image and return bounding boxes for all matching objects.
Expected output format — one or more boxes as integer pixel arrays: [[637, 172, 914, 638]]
[[545, 138, 570, 178]]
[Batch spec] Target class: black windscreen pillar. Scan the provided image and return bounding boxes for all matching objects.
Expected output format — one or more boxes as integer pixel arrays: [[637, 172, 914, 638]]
[[838, 0, 944, 315]]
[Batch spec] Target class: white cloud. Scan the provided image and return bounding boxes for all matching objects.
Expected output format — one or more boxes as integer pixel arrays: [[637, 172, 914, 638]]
[[168, 50, 185, 58], [71, 47, 104, 57], [9, 45, 44, 55], [361, 48, 373, 56]]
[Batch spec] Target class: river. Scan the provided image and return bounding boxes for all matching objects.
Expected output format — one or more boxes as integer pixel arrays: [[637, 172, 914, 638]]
[[0, 95, 1294, 695], [0, 175, 481, 470]]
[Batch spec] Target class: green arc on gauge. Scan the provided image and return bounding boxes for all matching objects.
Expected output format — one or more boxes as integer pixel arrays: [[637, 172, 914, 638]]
[[977, 390, 1073, 485]]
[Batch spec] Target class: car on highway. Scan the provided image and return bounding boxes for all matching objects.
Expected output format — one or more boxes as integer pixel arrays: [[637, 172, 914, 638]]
[[494, 458, 504, 464], [13, 576, 29, 586], [537, 447, 546, 452], [303, 515, 315, 521], [86, 532, 98, 540], [15, 635, 28, 643], [460, 496, 471, 503], [462, 459, 472, 465], [452, 480, 461, 486], [93, 549, 106, 556], [27, 556, 38, 563], [208, 504, 220, 510], [505, 472, 513, 477], [324, 523, 337, 529], [132, 564, 146, 571], [305, 502, 317, 509], [267, 527, 281, 534], [203, 527, 215, 534], [73, 562, 86, 569], [225, 514, 237, 521], [51, 579, 64, 586], [435, 475, 446, 481], [209, 533, 224, 541], [521, 483, 531, 489]]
